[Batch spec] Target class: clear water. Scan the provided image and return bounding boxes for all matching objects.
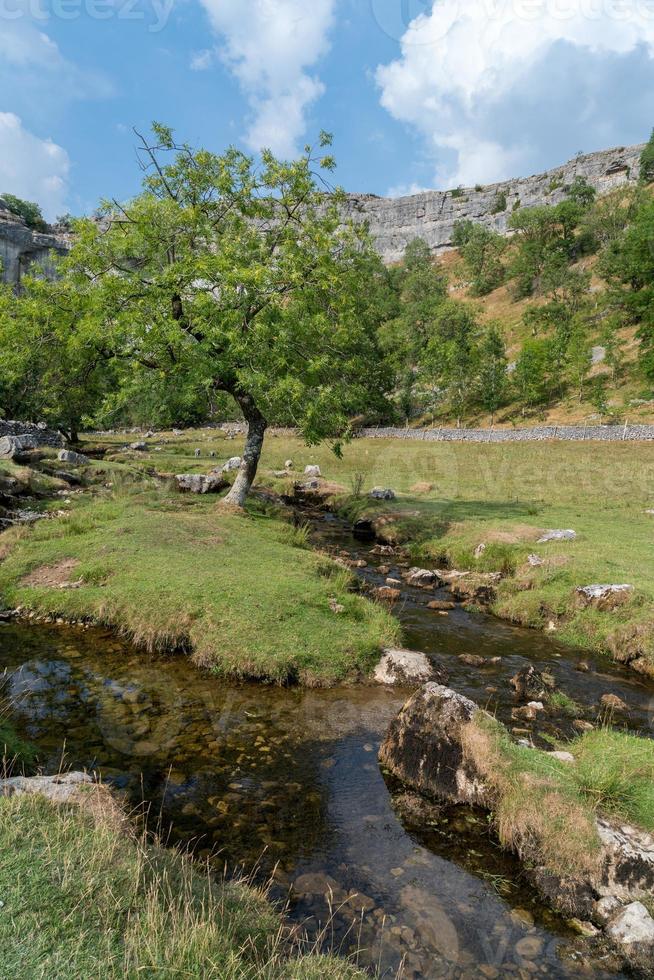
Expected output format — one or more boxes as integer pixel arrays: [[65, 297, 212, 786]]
[[1, 511, 649, 978]]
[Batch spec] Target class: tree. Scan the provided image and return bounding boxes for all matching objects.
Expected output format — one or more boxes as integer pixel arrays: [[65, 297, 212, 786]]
[[378, 238, 448, 418], [0, 275, 112, 439], [601, 195, 654, 382], [1, 193, 48, 232], [65, 125, 390, 506], [452, 220, 506, 296], [476, 324, 507, 424], [640, 129, 654, 184], [423, 301, 479, 426], [514, 339, 550, 410]]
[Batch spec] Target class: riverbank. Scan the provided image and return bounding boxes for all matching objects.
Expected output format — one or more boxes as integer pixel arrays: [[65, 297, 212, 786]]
[[0, 781, 365, 979], [0, 463, 398, 685]]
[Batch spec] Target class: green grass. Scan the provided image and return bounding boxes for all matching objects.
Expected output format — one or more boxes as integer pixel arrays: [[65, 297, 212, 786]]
[[464, 715, 654, 880], [0, 476, 398, 685], [174, 431, 654, 675], [0, 792, 366, 979]]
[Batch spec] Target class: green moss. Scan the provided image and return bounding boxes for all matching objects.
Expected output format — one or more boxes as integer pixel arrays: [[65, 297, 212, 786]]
[[0, 793, 365, 979]]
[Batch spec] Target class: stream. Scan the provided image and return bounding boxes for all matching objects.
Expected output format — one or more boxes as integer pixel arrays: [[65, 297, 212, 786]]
[[1, 508, 653, 978]]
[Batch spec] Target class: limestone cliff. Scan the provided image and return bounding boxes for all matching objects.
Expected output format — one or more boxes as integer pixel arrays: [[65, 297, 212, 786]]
[[344, 143, 643, 263], [0, 200, 70, 286], [0, 143, 644, 285]]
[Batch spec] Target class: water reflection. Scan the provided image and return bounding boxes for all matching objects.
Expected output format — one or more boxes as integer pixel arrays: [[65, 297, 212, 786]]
[[0, 623, 629, 978]]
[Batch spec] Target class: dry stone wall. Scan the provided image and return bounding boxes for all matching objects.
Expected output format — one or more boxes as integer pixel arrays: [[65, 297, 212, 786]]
[[0, 420, 65, 448], [358, 424, 654, 443]]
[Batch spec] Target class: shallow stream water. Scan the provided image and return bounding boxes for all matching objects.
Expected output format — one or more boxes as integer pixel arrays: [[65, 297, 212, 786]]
[[1, 511, 652, 978]]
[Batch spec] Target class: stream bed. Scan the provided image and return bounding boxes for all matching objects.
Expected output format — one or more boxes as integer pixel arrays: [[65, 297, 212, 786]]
[[1, 511, 652, 978]]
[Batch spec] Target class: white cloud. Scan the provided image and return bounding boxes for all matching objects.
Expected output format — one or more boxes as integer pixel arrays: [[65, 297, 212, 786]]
[[0, 113, 70, 220], [377, 0, 654, 188], [190, 49, 214, 71], [196, 0, 336, 156]]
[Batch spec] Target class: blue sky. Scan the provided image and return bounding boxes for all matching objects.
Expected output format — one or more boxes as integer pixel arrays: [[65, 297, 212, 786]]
[[1, 0, 653, 219]]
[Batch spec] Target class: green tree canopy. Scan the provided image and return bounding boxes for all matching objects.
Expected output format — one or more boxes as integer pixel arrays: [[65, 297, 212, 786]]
[[64, 125, 390, 505], [1, 194, 48, 232]]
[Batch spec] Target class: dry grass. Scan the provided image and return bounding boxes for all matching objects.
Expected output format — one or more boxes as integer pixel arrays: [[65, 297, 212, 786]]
[[0, 790, 367, 979], [461, 714, 654, 879]]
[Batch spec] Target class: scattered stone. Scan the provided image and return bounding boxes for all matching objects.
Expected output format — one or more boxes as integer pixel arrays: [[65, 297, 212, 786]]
[[129, 442, 148, 452], [209, 451, 216, 458], [304, 465, 321, 478], [57, 448, 91, 466], [538, 529, 577, 543], [528, 554, 544, 567], [606, 901, 654, 951], [293, 873, 345, 901], [194, 449, 201, 458], [600, 693, 629, 713], [515, 935, 544, 959], [474, 543, 486, 559], [284, 460, 294, 470], [576, 660, 591, 673], [428, 600, 456, 611], [385, 577, 402, 586], [370, 487, 396, 501], [329, 599, 345, 614], [404, 567, 441, 589], [374, 648, 439, 686], [576, 584, 633, 611], [223, 456, 242, 472], [175, 474, 228, 495], [567, 918, 599, 937], [510, 665, 555, 701], [458, 654, 487, 668], [373, 586, 401, 603], [512, 702, 545, 722], [573, 719, 595, 733], [548, 751, 575, 764], [172, 429, 183, 436]]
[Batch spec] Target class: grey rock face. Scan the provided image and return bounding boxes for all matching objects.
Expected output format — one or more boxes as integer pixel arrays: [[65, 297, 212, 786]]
[[175, 473, 228, 494], [343, 144, 642, 263], [58, 449, 90, 466], [0, 435, 38, 459], [374, 648, 437, 686], [370, 487, 396, 500], [538, 529, 577, 543], [0, 771, 93, 803], [0, 204, 70, 286], [379, 683, 487, 807], [223, 456, 242, 472], [606, 901, 654, 951]]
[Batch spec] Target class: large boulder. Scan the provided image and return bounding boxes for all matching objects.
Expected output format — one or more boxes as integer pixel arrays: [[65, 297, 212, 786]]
[[223, 456, 242, 472], [379, 684, 487, 807], [0, 772, 93, 803], [606, 902, 654, 956], [0, 434, 38, 459], [58, 448, 90, 466], [374, 648, 441, 687], [175, 474, 228, 495]]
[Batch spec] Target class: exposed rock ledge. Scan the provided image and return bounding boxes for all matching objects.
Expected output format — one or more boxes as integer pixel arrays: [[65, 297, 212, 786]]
[[380, 683, 654, 971]]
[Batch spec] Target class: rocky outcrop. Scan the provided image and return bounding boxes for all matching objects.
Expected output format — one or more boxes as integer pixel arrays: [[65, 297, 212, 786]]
[[373, 648, 440, 686], [344, 144, 643, 263], [381, 683, 654, 971], [0, 421, 65, 449], [0, 202, 70, 286], [175, 473, 229, 495], [0, 145, 643, 286], [379, 683, 487, 806]]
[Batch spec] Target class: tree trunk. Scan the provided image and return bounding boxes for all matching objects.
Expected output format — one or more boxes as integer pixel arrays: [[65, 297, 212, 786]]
[[221, 397, 267, 509]]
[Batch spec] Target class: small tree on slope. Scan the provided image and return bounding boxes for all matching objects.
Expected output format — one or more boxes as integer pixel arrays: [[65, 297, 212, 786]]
[[67, 125, 390, 507]]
